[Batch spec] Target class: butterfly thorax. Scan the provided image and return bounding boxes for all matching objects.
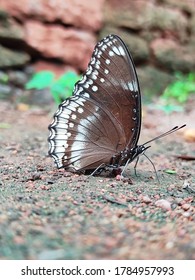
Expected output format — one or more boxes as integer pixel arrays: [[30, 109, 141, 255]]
[[110, 145, 149, 167]]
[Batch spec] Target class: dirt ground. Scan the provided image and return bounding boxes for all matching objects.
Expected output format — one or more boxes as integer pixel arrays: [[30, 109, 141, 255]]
[[0, 99, 195, 260]]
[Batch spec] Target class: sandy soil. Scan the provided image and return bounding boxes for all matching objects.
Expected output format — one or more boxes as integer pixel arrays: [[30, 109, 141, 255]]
[[0, 100, 194, 260]]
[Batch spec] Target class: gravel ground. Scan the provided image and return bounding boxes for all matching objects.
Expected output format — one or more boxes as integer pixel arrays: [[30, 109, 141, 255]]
[[0, 100, 195, 260]]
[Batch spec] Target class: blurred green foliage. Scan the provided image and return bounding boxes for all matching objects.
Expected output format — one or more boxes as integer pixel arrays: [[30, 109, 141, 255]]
[[25, 70, 81, 104], [156, 72, 195, 114], [0, 72, 9, 83], [162, 72, 195, 103]]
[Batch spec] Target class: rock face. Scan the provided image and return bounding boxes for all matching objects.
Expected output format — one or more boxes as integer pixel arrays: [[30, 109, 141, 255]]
[[150, 38, 195, 72], [0, 0, 195, 101], [102, 0, 195, 94], [0, 0, 103, 31], [0, 45, 30, 68], [0, 0, 104, 71], [25, 21, 96, 70]]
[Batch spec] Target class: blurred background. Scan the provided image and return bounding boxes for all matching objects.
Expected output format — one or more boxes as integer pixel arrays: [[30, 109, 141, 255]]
[[0, 0, 195, 106]]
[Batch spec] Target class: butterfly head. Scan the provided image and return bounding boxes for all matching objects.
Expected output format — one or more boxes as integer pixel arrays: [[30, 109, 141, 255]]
[[131, 145, 151, 161]]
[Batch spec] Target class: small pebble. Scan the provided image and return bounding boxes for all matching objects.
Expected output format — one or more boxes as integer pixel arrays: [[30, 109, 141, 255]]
[[182, 212, 191, 218], [116, 174, 123, 181], [155, 199, 171, 211], [141, 195, 152, 204], [181, 203, 190, 211]]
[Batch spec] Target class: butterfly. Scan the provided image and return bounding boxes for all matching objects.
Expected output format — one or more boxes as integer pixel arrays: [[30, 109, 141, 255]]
[[48, 34, 185, 176]]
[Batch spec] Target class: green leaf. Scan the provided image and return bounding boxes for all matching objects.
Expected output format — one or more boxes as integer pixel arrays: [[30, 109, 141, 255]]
[[161, 72, 195, 104], [0, 72, 9, 83], [25, 70, 81, 105], [50, 71, 81, 103], [25, 71, 55, 90], [164, 169, 177, 174], [0, 122, 11, 128]]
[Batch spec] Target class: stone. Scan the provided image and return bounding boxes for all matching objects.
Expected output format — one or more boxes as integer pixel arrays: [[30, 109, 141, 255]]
[[190, 14, 195, 42], [8, 70, 28, 87], [104, 0, 188, 41], [183, 129, 195, 142], [0, 0, 104, 31], [0, 45, 30, 68], [104, 0, 154, 30], [137, 66, 174, 97], [150, 38, 195, 72], [163, 0, 195, 13], [21, 88, 54, 105], [0, 11, 24, 41], [155, 199, 172, 211], [24, 21, 96, 71], [181, 203, 191, 211], [100, 27, 149, 62], [0, 83, 13, 100]]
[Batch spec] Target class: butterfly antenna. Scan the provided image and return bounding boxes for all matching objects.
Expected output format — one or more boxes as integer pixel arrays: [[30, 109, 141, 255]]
[[143, 124, 186, 146]]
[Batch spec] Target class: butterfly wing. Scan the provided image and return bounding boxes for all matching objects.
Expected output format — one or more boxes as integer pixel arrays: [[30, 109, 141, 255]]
[[48, 34, 141, 171], [48, 93, 126, 170]]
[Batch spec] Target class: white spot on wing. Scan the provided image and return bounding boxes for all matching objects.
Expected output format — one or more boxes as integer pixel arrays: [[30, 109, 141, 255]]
[[58, 111, 70, 119], [112, 46, 121, 55], [122, 83, 128, 90], [112, 46, 125, 56], [70, 114, 97, 169], [69, 122, 74, 128], [92, 85, 98, 92], [118, 46, 125, 56], [54, 145, 66, 153], [98, 41, 103, 47], [109, 50, 114, 57], [71, 114, 76, 120], [97, 51, 102, 58], [75, 86, 84, 96], [128, 82, 134, 91], [78, 107, 84, 113], [83, 92, 90, 98], [133, 80, 138, 92]]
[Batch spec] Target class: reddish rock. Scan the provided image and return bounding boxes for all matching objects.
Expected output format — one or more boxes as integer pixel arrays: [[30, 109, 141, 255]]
[[151, 38, 195, 71], [181, 204, 191, 211], [25, 21, 96, 70], [0, 0, 104, 31], [151, 38, 179, 54]]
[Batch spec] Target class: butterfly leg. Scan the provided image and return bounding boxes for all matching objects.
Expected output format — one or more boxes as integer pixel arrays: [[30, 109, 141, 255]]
[[143, 153, 160, 183], [120, 158, 132, 177], [89, 163, 106, 176], [134, 156, 140, 177]]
